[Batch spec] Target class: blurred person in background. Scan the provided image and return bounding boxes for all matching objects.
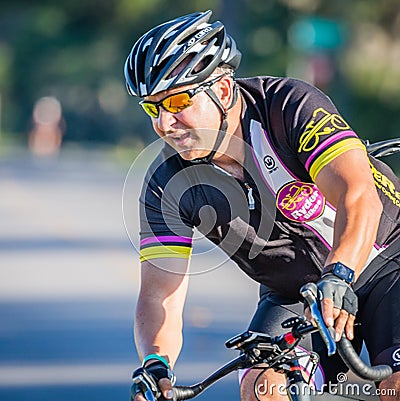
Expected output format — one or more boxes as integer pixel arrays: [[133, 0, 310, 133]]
[[124, 10, 400, 401], [28, 96, 65, 157]]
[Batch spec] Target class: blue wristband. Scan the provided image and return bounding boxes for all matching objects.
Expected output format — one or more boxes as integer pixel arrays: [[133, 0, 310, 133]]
[[321, 262, 355, 284], [142, 354, 170, 368]]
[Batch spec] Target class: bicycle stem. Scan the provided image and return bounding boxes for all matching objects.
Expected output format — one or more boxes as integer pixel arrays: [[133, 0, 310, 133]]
[[173, 354, 248, 400]]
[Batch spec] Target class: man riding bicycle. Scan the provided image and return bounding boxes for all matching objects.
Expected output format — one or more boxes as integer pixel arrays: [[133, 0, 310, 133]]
[[124, 10, 400, 401]]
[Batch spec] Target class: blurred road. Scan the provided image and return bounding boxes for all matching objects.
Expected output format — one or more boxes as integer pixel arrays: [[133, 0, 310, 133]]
[[0, 146, 259, 401]]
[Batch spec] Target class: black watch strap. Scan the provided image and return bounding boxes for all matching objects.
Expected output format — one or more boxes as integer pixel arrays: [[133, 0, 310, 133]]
[[321, 262, 355, 284]]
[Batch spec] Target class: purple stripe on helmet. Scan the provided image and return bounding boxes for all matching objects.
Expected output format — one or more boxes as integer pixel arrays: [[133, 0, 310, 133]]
[[304, 131, 358, 171]]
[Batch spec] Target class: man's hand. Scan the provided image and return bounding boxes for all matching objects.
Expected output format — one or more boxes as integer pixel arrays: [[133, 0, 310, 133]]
[[316, 274, 358, 342], [131, 378, 173, 401], [131, 361, 175, 401]]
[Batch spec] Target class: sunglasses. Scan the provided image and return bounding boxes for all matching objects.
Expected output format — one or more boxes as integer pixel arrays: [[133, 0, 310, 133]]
[[139, 74, 226, 118]]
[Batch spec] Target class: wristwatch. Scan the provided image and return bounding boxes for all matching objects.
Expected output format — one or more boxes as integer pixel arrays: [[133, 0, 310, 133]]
[[321, 262, 355, 284]]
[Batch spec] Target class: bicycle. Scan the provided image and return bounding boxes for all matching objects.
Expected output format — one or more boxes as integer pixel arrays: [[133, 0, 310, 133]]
[[365, 138, 400, 158], [132, 282, 393, 401]]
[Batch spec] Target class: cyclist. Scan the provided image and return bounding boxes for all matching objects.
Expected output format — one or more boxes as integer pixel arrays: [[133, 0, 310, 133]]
[[125, 10, 400, 401]]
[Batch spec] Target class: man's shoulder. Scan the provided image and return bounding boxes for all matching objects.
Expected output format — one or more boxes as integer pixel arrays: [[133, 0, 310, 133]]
[[237, 75, 322, 98]]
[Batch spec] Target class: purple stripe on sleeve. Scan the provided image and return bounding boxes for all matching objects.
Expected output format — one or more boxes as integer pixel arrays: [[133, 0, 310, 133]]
[[304, 131, 358, 171], [140, 236, 193, 247]]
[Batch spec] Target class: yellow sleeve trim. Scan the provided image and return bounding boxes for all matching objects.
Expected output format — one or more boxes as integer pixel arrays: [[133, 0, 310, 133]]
[[140, 245, 192, 262], [309, 138, 366, 181]]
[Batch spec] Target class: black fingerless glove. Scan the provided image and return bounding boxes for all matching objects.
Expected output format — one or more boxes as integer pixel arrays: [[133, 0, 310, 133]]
[[130, 361, 175, 401], [317, 274, 358, 316]]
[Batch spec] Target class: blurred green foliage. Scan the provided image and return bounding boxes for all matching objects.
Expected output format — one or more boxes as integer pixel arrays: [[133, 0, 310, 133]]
[[0, 0, 399, 171]]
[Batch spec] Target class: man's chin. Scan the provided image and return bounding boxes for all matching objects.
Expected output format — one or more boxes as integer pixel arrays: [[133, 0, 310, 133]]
[[178, 149, 211, 161]]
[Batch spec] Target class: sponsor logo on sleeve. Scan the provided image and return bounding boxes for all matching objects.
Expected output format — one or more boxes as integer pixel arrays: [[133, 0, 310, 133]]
[[298, 107, 350, 153], [277, 181, 325, 222]]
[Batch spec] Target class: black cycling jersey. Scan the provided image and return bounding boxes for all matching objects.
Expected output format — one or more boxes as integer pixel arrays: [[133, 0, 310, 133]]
[[139, 76, 400, 299]]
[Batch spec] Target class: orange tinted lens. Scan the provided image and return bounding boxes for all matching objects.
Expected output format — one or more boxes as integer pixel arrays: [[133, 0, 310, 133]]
[[141, 103, 159, 118], [162, 92, 193, 113]]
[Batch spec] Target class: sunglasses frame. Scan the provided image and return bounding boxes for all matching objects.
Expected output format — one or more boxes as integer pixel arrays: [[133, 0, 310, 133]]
[[139, 74, 227, 118]]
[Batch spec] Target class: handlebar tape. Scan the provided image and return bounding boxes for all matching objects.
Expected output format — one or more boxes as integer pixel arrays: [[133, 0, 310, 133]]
[[172, 386, 199, 400], [338, 336, 393, 381]]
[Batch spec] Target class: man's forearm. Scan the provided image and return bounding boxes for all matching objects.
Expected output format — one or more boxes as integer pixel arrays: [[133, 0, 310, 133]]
[[134, 295, 184, 368], [324, 194, 382, 278]]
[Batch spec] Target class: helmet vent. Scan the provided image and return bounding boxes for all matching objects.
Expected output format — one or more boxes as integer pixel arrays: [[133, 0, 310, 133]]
[[194, 55, 212, 73]]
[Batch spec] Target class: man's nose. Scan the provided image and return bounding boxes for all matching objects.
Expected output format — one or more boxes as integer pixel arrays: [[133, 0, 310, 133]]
[[156, 108, 177, 132]]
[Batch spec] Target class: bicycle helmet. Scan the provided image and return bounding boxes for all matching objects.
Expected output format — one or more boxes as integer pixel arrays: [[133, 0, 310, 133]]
[[124, 10, 241, 97]]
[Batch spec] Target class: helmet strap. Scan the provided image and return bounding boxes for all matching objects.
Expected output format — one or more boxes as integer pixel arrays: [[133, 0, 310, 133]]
[[190, 84, 238, 164]]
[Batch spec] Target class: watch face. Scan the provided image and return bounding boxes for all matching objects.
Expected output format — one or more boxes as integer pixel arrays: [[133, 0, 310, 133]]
[[337, 264, 347, 276], [334, 262, 354, 283]]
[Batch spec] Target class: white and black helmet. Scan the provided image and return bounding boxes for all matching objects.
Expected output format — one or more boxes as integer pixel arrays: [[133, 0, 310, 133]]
[[124, 10, 241, 97]]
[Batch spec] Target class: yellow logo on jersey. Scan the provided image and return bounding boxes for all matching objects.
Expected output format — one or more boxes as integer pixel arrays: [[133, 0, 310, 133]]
[[298, 108, 350, 153], [369, 161, 400, 207]]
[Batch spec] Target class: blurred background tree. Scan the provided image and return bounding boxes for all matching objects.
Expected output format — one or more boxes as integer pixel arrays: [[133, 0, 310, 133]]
[[0, 0, 399, 169]]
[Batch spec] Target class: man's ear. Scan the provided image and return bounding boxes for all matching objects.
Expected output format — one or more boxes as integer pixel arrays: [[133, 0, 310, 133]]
[[216, 76, 234, 110]]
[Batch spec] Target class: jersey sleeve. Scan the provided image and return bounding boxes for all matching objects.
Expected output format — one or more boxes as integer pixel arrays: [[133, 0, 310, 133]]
[[284, 79, 366, 181], [139, 156, 194, 263]]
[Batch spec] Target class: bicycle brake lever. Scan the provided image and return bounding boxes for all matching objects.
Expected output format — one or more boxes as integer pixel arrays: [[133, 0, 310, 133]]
[[132, 371, 160, 401], [300, 283, 336, 356]]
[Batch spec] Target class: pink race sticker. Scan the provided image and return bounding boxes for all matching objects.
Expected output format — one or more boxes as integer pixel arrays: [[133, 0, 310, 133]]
[[276, 181, 325, 222]]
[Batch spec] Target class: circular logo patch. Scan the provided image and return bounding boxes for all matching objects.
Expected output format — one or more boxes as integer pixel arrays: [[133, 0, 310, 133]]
[[276, 181, 325, 222], [392, 348, 400, 363], [263, 155, 276, 170]]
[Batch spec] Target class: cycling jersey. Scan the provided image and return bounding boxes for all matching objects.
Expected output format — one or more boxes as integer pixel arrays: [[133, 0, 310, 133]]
[[139, 76, 400, 299]]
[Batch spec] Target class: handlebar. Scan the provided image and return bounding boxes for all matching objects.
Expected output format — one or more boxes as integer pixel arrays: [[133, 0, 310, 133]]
[[301, 282, 393, 382], [366, 138, 400, 158], [172, 355, 247, 400], [133, 282, 393, 401], [338, 336, 393, 381]]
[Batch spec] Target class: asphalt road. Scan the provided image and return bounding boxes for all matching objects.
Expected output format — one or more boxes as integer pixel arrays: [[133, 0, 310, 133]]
[[0, 146, 259, 401]]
